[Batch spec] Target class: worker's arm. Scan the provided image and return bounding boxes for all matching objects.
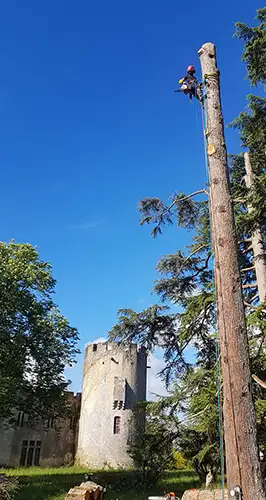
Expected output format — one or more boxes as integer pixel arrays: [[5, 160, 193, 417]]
[[179, 77, 185, 84]]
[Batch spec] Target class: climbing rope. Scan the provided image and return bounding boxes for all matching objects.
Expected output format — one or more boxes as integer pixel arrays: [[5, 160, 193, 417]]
[[195, 98, 200, 137], [200, 79, 225, 498]]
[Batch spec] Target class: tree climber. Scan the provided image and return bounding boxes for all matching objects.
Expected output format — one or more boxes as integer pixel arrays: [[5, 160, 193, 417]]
[[175, 65, 203, 103]]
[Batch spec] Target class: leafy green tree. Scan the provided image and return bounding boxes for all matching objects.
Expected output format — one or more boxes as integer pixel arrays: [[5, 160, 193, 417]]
[[111, 157, 266, 478], [231, 12, 266, 455], [110, 195, 220, 481], [172, 450, 186, 470], [111, 196, 214, 384], [0, 241, 79, 423], [235, 8, 266, 87], [128, 414, 176, 487]]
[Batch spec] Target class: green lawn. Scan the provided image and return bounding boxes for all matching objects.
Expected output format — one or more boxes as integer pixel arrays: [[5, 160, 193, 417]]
[[0, 467, 200, 500]]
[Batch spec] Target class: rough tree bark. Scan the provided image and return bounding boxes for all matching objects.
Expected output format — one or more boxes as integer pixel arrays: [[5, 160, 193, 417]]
[[198, 43, 264, 499], [244, 151, 266, 304]]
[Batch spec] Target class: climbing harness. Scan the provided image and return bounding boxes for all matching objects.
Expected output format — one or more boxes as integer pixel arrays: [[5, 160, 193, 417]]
[[177, 82, 203, 104], [174, 69, 204, 104]]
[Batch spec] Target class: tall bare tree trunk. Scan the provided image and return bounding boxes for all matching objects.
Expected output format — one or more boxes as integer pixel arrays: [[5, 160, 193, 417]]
[[244, 152, 266, 304], [198, 43, 264, 499]]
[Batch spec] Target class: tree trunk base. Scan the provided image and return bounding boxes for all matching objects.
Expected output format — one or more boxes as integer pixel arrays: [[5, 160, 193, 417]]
[[65, 481, 104, 500]]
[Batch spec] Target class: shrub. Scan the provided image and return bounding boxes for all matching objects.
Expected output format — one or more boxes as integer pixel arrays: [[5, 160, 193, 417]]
[[0, 475, 19, 500], [172, 450, 186, 470], [128, 420, 175, 488]]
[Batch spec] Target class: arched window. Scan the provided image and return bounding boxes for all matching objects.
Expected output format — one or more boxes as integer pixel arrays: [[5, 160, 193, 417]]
[[113, 416, 121, 434]]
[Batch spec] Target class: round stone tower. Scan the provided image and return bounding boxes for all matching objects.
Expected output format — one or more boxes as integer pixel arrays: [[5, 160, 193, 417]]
[[76, 341, 147, 469]]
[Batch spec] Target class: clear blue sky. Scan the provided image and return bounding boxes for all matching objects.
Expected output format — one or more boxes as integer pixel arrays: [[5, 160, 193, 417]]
[[0, 1, 262, 392]]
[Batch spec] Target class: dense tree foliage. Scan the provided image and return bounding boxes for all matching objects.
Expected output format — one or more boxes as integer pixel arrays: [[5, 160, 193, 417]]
[[235, 8, 266, 87], [0, 241, 79, 423], [110, 9, 266, 479], [128, 414, 176, 487]]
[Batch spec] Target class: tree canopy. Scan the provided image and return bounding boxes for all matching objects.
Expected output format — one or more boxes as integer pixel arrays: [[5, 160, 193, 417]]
[[235, 8, 266, 87], [0, 241, 79, 423]]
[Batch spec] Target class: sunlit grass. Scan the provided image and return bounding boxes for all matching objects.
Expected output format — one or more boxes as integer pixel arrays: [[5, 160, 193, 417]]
[[0, 467, 199, 500]]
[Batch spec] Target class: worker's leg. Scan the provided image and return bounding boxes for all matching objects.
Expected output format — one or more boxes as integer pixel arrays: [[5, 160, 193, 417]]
[[189, 85, 196, 101], [196, 84, 203, 102]]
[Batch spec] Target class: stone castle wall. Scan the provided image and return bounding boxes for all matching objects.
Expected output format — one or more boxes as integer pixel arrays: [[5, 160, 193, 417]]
[[76, 342, 147, 468], [0, 342, 147, 469], [0, 392, 81, 468]]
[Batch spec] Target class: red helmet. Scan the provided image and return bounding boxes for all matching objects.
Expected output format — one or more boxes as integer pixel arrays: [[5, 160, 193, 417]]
[[187, 65, 195, 73]]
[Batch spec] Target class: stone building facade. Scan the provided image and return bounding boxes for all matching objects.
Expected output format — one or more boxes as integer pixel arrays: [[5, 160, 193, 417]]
[[76, 342, 147, 469], [0, 392, 81, 468], [0, 342, 147, 468]]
